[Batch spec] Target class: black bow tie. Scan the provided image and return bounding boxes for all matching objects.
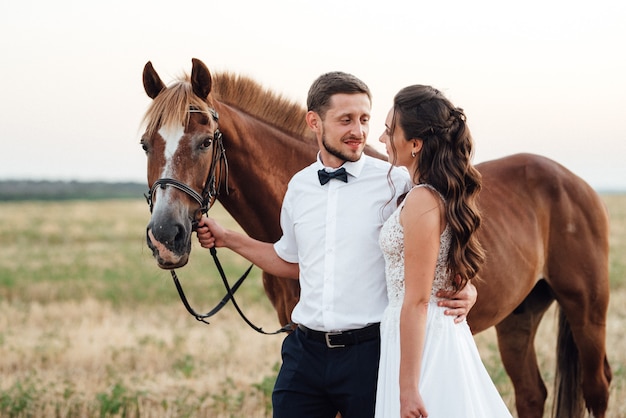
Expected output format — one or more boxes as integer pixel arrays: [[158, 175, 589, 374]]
[[318, 167, 348, 185]]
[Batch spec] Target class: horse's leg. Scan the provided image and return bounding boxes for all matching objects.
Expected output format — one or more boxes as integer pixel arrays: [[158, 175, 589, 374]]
[[495, 280, 555, 418], [547, 263, 611, 418], [543, 192, 612, 418]]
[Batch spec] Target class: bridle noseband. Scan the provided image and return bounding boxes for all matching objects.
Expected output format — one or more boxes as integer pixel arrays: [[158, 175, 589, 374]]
[[145, 106, 292, 335]]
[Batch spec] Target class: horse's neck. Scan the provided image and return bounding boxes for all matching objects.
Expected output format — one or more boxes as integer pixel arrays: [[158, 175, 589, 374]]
[[215, 102, 318, 242]]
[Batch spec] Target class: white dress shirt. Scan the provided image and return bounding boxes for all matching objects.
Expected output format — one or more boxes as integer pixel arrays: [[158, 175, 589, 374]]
[[274, 154, 411, 331]]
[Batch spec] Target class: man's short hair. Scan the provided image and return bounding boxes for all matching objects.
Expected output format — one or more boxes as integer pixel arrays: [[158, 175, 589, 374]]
[[307, 72, 371, 118]]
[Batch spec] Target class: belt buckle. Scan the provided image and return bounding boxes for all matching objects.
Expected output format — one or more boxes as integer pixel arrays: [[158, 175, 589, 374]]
[[325, 331, 345, 348]]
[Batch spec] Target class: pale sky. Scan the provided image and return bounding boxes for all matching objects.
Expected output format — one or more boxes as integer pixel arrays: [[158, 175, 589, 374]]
[[1, 0, 624, 190]]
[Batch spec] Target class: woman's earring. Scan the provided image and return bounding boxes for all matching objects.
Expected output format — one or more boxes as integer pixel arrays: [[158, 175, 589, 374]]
[[411, 151, 416, 158]]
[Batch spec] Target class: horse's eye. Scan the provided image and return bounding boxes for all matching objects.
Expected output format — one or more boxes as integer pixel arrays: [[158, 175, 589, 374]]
[[141, 141, 149, 153], [201, 137, 213, 149]]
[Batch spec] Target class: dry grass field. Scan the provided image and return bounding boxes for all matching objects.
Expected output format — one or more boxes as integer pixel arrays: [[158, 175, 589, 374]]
[[0, 195, 624, 417]]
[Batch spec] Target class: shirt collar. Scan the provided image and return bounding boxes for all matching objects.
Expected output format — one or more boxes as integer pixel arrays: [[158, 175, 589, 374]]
[[315, 152, 365, 179]]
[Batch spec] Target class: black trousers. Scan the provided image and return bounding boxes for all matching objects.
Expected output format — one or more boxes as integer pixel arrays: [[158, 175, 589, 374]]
[[272, 327, 381, 418]]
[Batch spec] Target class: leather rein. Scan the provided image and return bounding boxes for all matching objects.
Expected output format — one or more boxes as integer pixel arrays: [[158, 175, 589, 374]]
[[145, 107, 292, 335]]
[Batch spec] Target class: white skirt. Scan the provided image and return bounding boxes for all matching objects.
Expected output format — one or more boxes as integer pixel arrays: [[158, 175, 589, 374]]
[[375, 302, 513, 417]]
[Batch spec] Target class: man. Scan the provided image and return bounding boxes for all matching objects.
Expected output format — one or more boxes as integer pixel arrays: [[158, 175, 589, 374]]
[[196, 71, 476, 418]]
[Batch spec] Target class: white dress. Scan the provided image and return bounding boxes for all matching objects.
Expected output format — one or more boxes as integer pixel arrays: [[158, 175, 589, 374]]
[[375, 185, 512, 417]]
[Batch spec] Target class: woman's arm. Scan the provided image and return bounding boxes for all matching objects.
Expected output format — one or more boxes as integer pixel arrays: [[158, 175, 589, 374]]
[[398, 187, 443, 418]]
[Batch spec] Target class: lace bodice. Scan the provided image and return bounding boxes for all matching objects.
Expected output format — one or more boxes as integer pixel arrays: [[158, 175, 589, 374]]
[[379, 185, 453, 307]]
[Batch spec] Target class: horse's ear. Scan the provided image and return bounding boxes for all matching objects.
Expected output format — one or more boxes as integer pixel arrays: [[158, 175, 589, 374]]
[[191, 58, 212, 100], [143, 61, 166, 99]]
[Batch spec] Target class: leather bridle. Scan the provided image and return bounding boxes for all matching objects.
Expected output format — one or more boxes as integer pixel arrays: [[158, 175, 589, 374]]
[[145, 107, 227, 227], [144, 107, 292, 335]]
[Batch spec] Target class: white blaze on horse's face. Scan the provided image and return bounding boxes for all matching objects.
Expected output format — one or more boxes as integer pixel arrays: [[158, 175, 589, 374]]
[[151, 125, 185, 213]]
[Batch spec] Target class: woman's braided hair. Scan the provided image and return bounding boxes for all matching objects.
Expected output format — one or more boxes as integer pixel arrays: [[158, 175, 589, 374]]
[[392, 85, 485, 290]]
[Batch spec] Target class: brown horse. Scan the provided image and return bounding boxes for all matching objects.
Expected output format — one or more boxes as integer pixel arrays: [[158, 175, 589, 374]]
[[141, 58, 611, 418]]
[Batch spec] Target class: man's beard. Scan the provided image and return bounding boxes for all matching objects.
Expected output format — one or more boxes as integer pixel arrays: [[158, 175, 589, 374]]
[[321, 134, 362, 163]]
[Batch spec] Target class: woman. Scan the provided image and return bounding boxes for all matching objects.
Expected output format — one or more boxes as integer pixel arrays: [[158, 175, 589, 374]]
[[374, 85, 512, 417]]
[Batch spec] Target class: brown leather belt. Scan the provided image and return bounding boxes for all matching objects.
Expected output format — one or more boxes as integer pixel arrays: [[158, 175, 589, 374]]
[[298, 323, 380, 348]]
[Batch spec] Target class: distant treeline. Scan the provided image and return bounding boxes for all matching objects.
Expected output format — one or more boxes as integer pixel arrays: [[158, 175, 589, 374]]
[[0, 180, 147, 201], [1, 180, 622, 202]]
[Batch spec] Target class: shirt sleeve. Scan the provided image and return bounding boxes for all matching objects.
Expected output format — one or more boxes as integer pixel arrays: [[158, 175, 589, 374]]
[[273, 190, 299, 263]]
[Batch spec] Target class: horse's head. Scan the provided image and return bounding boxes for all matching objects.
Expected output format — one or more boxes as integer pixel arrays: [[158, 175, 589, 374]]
[[141, 58, 225, 269]]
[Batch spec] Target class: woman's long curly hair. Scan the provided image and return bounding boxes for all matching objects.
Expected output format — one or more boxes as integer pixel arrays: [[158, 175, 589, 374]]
[[390, 85, 485, 290]]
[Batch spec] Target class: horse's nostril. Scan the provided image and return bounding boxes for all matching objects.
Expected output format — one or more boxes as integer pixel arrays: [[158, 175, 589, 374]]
[[173, 224, 186, 244], [150, 222, 185, 249]]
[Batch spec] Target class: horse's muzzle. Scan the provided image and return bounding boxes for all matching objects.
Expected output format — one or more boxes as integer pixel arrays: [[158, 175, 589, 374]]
[[146, 227, 191, 269]]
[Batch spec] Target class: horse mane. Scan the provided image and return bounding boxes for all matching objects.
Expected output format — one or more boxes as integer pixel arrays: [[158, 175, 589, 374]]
[[212, 72, 312, 140], [143, 72, 312, 141]]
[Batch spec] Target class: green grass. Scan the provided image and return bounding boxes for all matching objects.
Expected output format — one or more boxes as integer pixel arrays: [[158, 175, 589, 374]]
[[605, 194, 626, 288], [0, 195, 625, 417], [2, 195, 623, 305], [0, 199, 279, 417], [0, 199, 266, 307]]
